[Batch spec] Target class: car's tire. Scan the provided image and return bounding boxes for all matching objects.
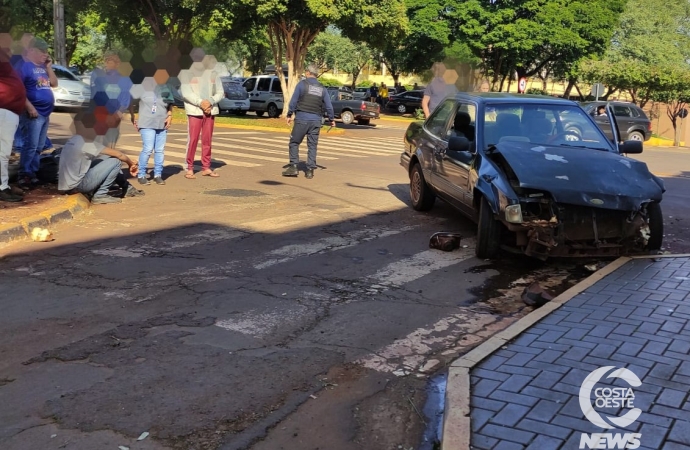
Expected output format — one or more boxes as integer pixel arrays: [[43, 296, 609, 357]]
[[409, 163, 435, 211], [628, 131, 644, 141], [267, 103, 279, 118], [357, 118, 371, 126], [256, 111, 265, 117], [341, 110, 354, 124], [397, 104, 407, 114], [646, 201, 663, 250], [476, 196, 501, 259]]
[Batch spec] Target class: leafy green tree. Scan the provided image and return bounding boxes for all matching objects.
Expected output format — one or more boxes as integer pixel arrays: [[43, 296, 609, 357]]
[[448, 0, 626, 92], [306, 27, 356, 77], [579, 0, 690, 106], [241, 0, 407, 115], [340, 42, 372, 88]]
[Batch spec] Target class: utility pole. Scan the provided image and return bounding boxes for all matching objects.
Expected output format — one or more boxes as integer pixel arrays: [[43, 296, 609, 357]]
[[53, 0, 66, 66]]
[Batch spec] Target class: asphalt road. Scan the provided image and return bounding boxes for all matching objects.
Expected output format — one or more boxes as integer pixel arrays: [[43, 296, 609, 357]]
[[0, 113, 687, 450]]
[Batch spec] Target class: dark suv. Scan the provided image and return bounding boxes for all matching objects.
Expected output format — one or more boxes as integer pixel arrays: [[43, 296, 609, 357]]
[[577, 101, 652, 142]]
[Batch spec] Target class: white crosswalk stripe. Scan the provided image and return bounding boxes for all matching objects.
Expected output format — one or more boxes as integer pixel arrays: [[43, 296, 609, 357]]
[[119, 131, 402, 170]]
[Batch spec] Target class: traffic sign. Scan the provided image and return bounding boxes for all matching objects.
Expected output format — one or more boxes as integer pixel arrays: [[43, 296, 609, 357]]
[[518, 77, 527, 94], [591, 83, 605, 99]]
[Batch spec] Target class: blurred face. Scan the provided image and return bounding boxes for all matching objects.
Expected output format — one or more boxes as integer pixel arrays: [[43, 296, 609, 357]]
[[104, 55, 120, 71], [27, 47, 48, 65]]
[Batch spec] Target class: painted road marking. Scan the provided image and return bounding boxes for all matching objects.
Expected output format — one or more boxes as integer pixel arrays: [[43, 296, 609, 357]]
[[253, 226, 415, 269], [118, 145, 261, 168]]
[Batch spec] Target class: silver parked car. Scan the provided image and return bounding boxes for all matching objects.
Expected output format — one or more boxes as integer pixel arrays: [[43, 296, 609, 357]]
[[219, 76, 250, 115], [51, 65, 90, 110]]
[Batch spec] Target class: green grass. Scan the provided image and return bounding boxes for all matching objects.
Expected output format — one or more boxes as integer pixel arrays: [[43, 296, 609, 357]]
[[171, 107, 292, 129]]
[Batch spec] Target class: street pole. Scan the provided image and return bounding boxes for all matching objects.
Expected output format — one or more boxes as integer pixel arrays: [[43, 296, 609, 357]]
[[53, 0, 66, 66]]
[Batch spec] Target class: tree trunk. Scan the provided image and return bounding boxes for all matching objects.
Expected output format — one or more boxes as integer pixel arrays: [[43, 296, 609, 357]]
[[498, 74, 507, 92], [351, 67, 362, 89], [573, 83, 585, 101], [267, 19, 322, 117], [563, 79, 575, 99]]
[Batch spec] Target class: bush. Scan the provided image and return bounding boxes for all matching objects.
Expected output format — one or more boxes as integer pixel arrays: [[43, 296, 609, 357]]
[[526, 88, 549, 96], [356, 80, 373, 88], [413, 108, 425, 120], [318, 77, 342, 87]]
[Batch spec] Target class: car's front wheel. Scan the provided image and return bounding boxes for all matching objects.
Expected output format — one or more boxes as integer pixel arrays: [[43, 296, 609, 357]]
[[397, 104, 407, 114], [409, 163, 435, 211], [476, 196, 501, 259], [341, 110, 354, 124], [646, 201, 663, 250]]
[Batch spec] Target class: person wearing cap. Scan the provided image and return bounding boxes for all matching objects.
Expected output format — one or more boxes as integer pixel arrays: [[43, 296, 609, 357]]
[[58, 135, 139, 204], [283, 63, 335, 179], [0, 44, 26, 202], [13, 37, 57, 190]]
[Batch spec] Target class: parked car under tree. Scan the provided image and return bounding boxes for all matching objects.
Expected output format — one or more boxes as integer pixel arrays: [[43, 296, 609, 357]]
[[400, 93, 665, 260]]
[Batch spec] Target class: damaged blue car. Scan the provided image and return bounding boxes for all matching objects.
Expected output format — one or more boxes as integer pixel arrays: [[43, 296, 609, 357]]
[[400, 93, 665, 260]]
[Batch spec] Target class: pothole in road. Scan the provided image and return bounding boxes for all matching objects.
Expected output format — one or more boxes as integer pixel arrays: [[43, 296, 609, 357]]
[[204, 189, 267, 197]]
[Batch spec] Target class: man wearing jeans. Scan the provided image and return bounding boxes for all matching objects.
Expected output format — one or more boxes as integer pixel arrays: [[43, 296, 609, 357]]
[[58, 135, 139, 204], [13, 38, 57, 190], [129, 81, 173, 185], [283, 64, 335, 179], [0, 44, 26, 202]]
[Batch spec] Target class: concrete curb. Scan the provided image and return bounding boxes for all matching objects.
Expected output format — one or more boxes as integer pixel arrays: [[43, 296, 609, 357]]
[[0, 193, 90, 246], [441, 256, 636, 450]]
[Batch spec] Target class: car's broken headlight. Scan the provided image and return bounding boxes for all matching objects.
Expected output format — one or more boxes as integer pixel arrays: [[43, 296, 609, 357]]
[[505, 204, 523, 223]]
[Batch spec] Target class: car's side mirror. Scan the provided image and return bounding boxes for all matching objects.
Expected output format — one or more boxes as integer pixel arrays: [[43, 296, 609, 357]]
[[448, 136, 472, 153], [619, 140, 643, 154]]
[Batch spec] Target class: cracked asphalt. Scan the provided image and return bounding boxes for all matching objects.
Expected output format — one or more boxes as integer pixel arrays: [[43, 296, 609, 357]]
[[1, 117, 687, 450]]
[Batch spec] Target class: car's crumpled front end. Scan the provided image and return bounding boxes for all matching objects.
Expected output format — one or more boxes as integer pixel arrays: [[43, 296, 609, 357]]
[[486, 141, 664, 259]]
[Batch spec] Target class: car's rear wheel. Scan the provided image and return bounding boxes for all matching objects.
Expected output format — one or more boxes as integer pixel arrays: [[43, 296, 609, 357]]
[[409, 163, 435, 211], [397, 104, 407, 114], [476, 196, 501, 259], [646, 201, 663, 250], [256, 111, 265, 117], [341, 110, 354, 124], [357, 118, 370, 126], [267, 103, 279, 118], [628, 131, 644, 141]]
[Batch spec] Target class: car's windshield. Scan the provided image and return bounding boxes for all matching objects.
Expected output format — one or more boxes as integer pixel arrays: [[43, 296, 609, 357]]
[[483, 103, 613, 151]]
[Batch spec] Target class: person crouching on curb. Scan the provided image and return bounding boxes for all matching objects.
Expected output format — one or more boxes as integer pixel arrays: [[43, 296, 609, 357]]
[[58, 135, 139, 204], [283, 64, 335, 179], [129, 82, 173, 186]]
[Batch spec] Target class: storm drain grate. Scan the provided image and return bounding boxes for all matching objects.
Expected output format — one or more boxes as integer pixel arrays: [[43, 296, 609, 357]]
[[204, 189, 267, 197]]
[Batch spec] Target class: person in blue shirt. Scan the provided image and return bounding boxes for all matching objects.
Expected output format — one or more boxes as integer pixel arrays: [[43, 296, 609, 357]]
[[89, 50, 133, 149], [13, 37, 57, 190], [283, 64, 335, 179]]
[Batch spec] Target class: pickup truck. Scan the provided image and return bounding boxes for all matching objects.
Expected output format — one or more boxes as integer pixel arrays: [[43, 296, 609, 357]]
[[326, 88, 380, 125]]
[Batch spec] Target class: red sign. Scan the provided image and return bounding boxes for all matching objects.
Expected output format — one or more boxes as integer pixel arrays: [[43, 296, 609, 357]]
[[518, 77, 527, 94]]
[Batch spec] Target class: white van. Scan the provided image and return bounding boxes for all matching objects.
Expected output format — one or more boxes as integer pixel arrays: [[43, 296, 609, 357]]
[[242, 75, 287, 118]]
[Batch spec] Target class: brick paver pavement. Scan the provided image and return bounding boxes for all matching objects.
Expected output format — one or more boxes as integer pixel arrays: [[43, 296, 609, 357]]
[[470, 257, 690, 450]]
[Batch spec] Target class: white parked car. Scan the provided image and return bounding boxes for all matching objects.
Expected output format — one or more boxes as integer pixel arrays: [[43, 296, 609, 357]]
[[51, 65, 90, 111], [219, 77, 250, 115], [242, 75, 286, 118]]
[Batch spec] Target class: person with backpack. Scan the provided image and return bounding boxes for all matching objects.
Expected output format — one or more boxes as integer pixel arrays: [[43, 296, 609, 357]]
[[282, 64, 335, 180]]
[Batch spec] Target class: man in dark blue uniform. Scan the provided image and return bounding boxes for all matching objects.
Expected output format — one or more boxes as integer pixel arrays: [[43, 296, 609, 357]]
[[283, 64, 335, 179]]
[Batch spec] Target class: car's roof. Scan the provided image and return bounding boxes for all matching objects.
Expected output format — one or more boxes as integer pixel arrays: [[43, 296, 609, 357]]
[[456, 92, 577, 105]]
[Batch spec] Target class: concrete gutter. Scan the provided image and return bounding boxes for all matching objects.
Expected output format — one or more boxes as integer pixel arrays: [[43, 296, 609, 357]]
[[440, 256, 634, 450], [0, 193, 90, 246]]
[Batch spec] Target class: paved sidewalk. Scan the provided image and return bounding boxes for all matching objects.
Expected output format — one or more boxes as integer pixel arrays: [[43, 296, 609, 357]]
[[443, 255, 690, 450]]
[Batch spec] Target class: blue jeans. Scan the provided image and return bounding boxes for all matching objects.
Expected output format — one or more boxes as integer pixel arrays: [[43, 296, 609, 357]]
[[138, 128, 167, 177], [18, 113, 50, 178], [289, 120, 321, 169], [77, 157, 121, 199]]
